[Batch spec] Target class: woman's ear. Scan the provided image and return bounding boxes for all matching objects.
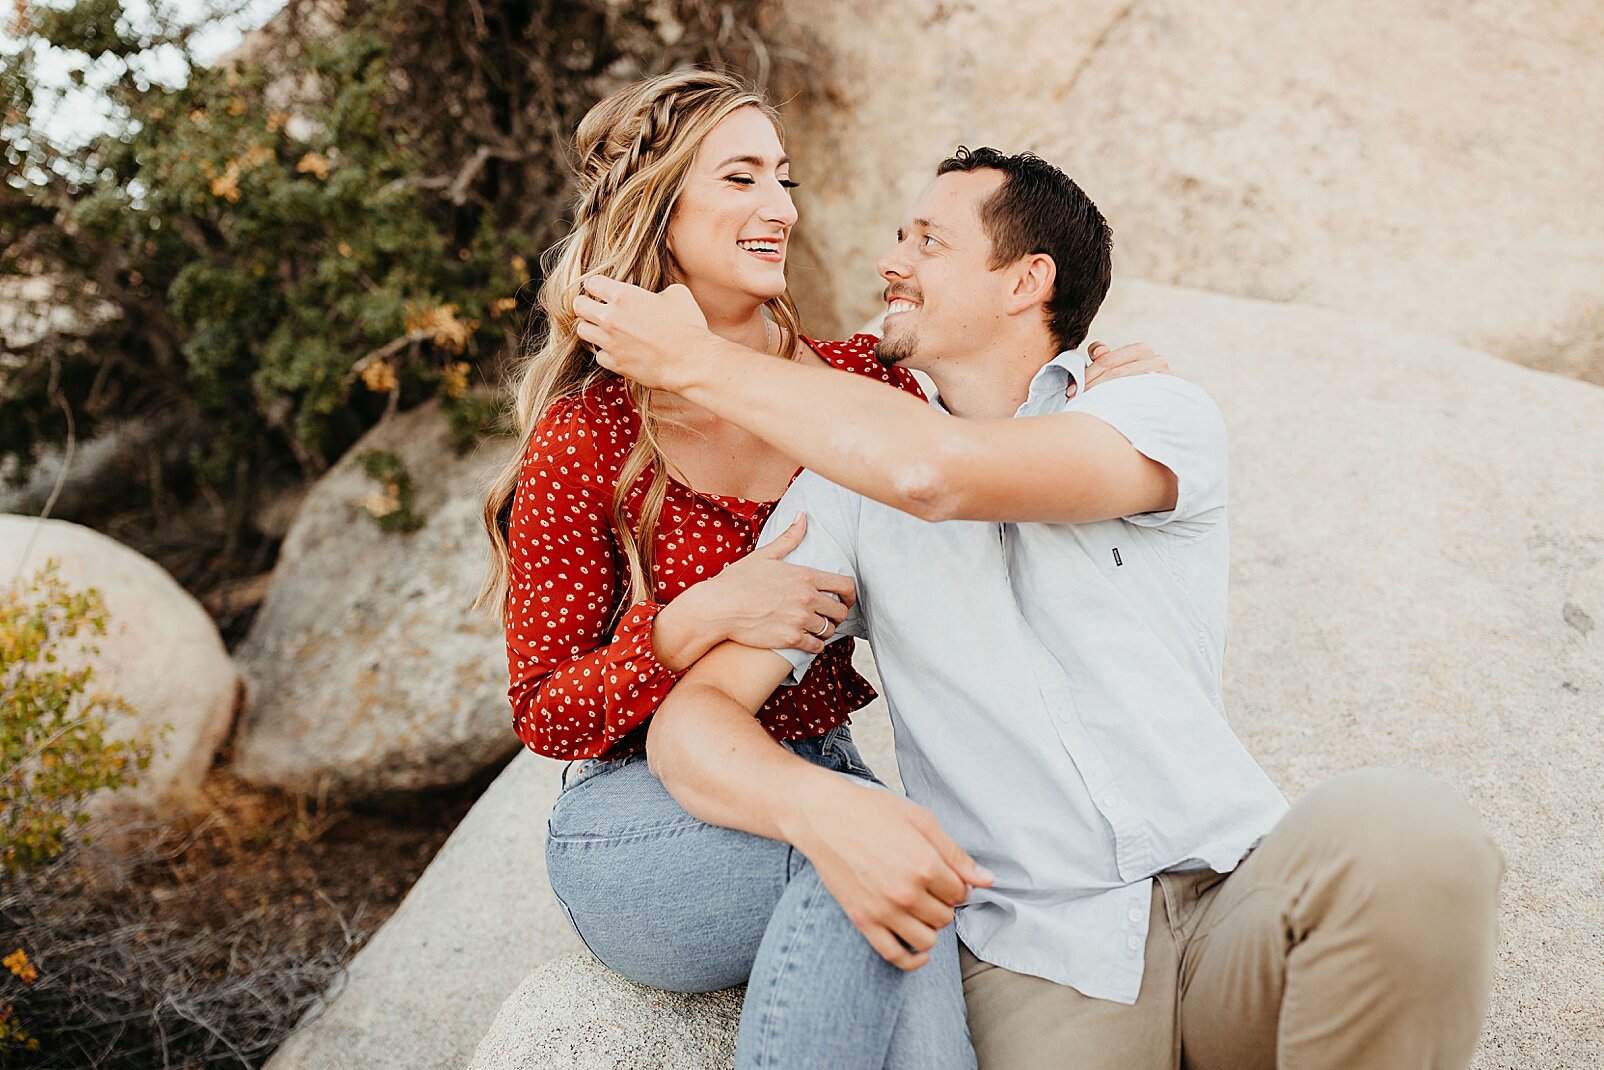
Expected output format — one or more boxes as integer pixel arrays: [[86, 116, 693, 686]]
[[1006, 253, 1056, 316]]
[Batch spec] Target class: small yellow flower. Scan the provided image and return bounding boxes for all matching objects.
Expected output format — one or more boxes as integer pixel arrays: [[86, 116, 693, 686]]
[[296, 152, 332, 181], [337, 241, 354, 257], [359, 359, 399, 394], [510, 255, 528, 277], [226, 96, 247, 117], [267, 111, 290, 133], [4, 948, 38, 985], [210, 167, 242, 202], [489, 297, 518, 316], [405, 303, 476, 354], [239, 144, 273, 169], [442, 361, 470, 399]]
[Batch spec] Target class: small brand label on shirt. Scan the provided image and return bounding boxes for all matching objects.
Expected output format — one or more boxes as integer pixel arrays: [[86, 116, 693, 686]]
[[1112, 548, 1123, 567]]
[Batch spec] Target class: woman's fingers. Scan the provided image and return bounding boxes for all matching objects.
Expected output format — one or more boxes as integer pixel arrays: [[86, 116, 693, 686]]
[[752, 514, 807, 559], [808, 569, 858, 608], [812, 594, 849, 623]]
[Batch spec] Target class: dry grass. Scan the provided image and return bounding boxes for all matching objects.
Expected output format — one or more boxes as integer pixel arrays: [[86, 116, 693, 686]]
[[1, 754, 487, 1068]]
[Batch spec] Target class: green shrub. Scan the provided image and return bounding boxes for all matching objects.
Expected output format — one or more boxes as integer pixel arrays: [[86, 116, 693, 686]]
[[1, 561, 155, 873], [1, 561, 155, 1063]]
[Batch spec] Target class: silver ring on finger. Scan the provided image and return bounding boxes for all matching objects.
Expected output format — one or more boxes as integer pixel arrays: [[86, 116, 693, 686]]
[[810, 620, 830, 640]]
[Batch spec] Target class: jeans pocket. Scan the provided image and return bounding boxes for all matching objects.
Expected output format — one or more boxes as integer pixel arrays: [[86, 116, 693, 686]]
[[821, 725, 879, 783]]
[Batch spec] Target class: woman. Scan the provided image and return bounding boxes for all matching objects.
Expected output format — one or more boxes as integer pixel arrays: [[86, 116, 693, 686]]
[[479, 69, 1163, 1069]]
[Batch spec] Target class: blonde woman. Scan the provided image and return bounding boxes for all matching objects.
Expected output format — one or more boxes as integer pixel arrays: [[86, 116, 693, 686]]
[[480, 69, 1161, 1068]]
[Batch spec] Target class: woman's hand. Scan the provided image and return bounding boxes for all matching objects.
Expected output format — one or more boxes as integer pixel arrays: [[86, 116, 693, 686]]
[[653, 515, 856, 670], [1079, 340, 1171, 395]]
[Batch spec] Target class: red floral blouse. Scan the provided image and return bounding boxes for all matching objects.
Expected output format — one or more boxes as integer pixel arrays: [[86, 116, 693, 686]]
[[504, 334, 925, 761]]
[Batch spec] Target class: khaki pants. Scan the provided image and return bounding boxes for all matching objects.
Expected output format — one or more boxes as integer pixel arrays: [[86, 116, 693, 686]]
[[960, 769, 1504, 1070]]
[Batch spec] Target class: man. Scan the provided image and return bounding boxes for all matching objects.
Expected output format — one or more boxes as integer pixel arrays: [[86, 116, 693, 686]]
[[574, 147, 1503, 1068]]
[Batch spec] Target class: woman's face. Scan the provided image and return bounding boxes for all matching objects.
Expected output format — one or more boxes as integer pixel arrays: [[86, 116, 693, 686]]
[[665, 106, 798, 315]]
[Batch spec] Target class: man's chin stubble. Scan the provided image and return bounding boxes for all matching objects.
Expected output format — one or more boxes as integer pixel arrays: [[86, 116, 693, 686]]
[[875, 332, 917, 368]]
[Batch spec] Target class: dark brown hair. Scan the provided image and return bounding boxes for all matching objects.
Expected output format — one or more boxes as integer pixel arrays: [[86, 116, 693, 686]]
[[937, 146, 1112, 352]]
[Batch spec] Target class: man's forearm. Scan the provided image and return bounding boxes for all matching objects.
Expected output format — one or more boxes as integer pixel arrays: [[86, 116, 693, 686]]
[[683, 337, 966, 520]]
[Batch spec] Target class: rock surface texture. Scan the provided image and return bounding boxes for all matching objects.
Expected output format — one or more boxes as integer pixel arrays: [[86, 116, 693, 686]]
[[781, 0, 1604, 385], [467, 282, 1604, 1070], [467, 955, 742, 1070], [0, 515, 237, 815], [263, 749, 582, 1070], [233, 401, 520, 797]]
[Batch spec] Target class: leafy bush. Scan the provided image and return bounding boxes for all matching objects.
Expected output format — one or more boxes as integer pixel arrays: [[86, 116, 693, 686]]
[[1, 0, 796, 594], [1, 562, 155, 874], [1, 561, 156, 1063]]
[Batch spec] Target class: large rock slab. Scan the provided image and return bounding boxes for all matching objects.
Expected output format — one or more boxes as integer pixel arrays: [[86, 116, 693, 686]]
[[468, 955, 742, 1070], [0, 515, 237, 815], [264, 749, 583, 1070], [782, 0, 1604, 384], [470, 281, 1602, 1069], [233, 401, 521, 797]]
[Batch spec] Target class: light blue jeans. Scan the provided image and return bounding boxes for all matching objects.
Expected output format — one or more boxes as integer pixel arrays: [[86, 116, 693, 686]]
[[545, 724, 976, 1070]]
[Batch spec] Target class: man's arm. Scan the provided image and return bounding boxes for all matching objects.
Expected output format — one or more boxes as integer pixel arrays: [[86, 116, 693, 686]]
[[574, 280, 1176, 524], [646, 640, 992, 970]]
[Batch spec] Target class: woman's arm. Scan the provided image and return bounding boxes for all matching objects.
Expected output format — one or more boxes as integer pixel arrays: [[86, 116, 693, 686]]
[[646, 641, 992, 972], [504, 412, 693, 759], [506, 406, 858, 759]]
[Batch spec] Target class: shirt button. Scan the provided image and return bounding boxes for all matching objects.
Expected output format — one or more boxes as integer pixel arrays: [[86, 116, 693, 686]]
[[1102, 794, 1119, 808], [1127, 907, 1142, 923], [1127, 935, 1142, 951]]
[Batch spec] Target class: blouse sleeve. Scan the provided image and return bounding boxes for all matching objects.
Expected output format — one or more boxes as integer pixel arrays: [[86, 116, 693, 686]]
[[503, 397, 682, 760]]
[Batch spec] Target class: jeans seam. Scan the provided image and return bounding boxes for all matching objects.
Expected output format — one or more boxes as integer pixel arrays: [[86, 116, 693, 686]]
[[546, 818, 713, 847], [546, 847, 606, 967], [750, 852, 823, 1068]]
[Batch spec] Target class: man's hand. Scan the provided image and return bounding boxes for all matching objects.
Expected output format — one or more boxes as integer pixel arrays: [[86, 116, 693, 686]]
[[573, 276, 711, 392], [782, 772, 994, 971]]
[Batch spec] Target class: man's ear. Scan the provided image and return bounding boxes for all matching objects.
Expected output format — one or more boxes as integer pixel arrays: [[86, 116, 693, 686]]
[[1005, 253, 1056, 317]]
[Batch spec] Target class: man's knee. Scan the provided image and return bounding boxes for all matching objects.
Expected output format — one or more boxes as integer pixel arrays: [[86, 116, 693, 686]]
[[1290, 769, 1504, 966], [1299, 768, 1503, 885]]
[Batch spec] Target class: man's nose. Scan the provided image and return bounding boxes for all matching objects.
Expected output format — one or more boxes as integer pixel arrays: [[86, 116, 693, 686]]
[[878, 243, 911, 282]]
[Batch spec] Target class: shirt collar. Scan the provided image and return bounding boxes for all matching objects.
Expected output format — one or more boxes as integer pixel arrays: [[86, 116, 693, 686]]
[[1018, 348, 1089, 416], [926, 348, 1090, 417]]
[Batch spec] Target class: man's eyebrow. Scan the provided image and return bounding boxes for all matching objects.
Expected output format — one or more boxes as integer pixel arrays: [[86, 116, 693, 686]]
[[714, 154, 791, 170], [912, 217, 947, 234]]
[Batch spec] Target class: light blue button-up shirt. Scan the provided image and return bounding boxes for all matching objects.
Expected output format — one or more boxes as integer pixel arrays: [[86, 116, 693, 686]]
[[766, 349, 1288, 1004]]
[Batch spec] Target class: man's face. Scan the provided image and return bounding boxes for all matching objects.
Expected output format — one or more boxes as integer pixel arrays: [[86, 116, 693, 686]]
[[874, 169, 1010, 372]]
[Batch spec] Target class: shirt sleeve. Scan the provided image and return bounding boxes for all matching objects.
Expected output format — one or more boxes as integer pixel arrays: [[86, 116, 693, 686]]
[[756, 471, 868, 685], [1068, 373, 1229, 535], [503, 397, 682, 760]]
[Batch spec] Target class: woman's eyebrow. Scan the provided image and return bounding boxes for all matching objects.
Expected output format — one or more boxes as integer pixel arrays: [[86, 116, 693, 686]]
[[714, 154, 791, 170]]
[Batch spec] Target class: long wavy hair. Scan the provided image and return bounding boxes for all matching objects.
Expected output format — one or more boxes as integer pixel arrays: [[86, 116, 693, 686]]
[[477, 68, 803, 619]]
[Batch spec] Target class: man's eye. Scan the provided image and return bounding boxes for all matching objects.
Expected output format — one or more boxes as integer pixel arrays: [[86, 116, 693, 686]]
[[921, 234, 939, 248]]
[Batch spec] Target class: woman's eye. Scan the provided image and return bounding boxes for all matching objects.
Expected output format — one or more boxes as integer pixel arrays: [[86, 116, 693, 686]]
[[726, 175, 755, 185], [780, 179, 800, 189]]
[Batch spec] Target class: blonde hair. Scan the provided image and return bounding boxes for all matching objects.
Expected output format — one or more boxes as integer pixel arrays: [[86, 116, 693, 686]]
[[478, 68, 803, 618]]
